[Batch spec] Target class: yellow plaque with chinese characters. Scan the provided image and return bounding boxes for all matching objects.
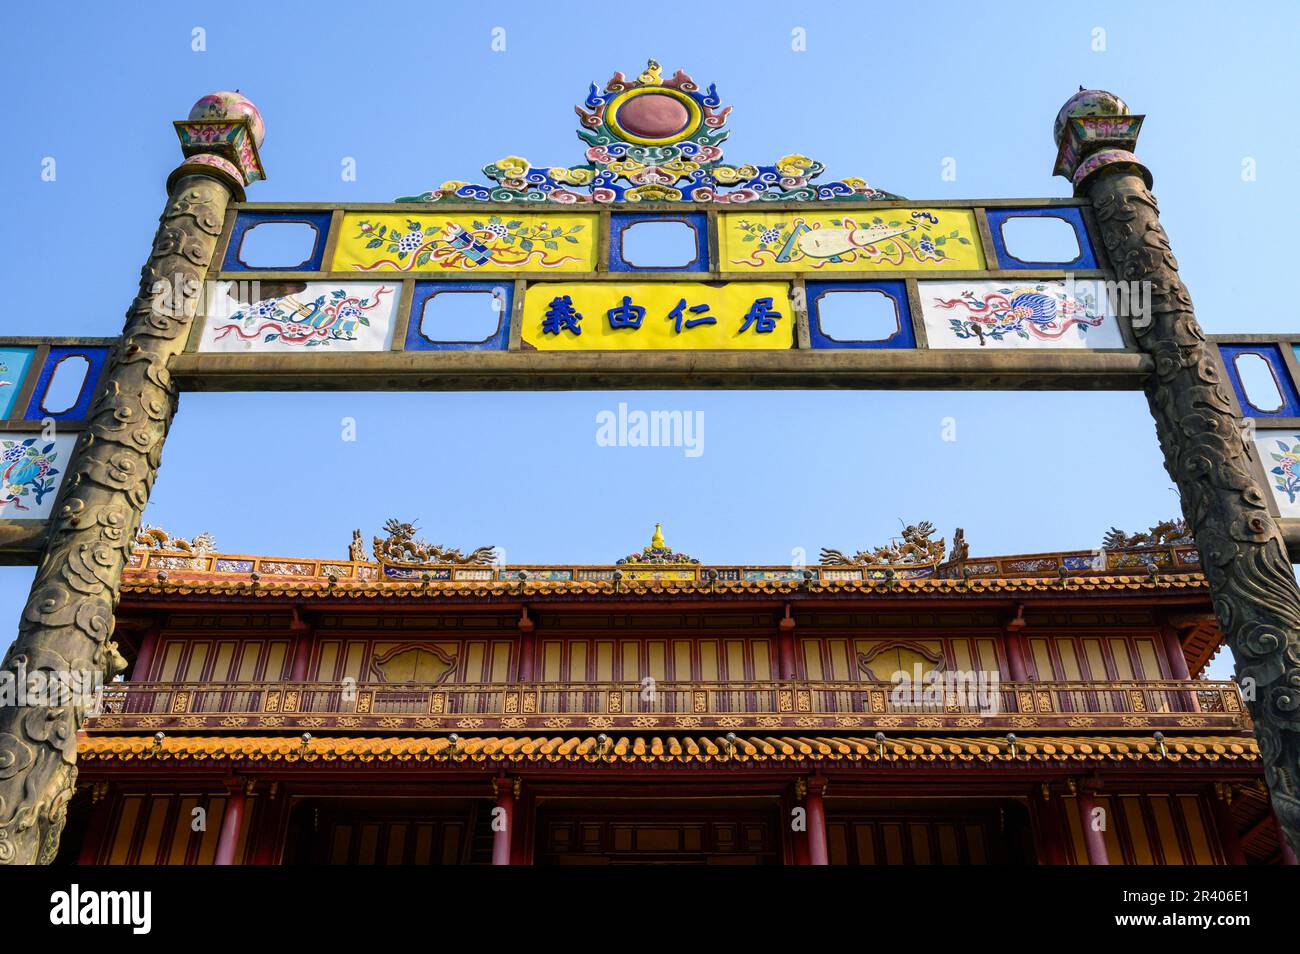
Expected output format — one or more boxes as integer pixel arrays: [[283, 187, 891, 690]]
[[522, 282, 794, 350]]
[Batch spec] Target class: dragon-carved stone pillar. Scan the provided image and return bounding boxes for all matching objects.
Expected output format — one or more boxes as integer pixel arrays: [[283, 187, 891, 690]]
[[1055, 89, 1300, 854], [0, 92, 265, 864]]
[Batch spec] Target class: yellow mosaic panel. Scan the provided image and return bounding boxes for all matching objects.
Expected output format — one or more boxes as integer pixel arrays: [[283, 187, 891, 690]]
[[334, 211, 598, 273], [522, 282, 793, 350], [719, 207, 984, 272]]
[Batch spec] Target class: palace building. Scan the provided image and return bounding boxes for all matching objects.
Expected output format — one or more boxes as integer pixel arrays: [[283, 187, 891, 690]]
[[60, 520, 1290, 866]]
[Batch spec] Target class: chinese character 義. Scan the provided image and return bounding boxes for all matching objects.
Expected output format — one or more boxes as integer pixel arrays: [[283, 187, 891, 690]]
[[542, 295, 583, 336]]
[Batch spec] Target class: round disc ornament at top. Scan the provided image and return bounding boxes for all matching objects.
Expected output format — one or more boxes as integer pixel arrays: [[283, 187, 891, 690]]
[[605, 87, 702, 146]]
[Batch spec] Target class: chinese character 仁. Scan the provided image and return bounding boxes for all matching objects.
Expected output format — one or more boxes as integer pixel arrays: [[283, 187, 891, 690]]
[[667, 298, 717, 333]]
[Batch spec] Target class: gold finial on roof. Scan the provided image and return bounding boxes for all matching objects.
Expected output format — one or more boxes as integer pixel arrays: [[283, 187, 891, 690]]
[[651, 522, 665, 548], [639, 59, 663, 86]]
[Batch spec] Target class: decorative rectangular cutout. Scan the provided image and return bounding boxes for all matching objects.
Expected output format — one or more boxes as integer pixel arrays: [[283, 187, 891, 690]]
[[200, 281, 400, 352], [334, 211, 597, 273], [985, 207, 1098, 269], [806, 281, 915, 349], [917, 280, 1123, 349], [406, 282, 511, 351], [0, 347, 36, 418], [522, 282, 793, 350], [1219, 344, 1300, 417], [24, 346, 109, 421], [610, 213, 708, 272], [720, 208, 984, 272], [223, 211, 332, 272]]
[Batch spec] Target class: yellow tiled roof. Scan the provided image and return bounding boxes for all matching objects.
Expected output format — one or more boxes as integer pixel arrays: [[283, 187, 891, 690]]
[[78, 733, 1257, 765]]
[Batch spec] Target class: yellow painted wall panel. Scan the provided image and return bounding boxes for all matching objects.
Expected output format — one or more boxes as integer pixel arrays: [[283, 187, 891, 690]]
[[1179, 795, 1217, 864], [542, 641, 561, 681], [1121, 797, 1155, 864], [697, 641, 717, 681], [1136, 638, 1163, 679], [315, 641, 339, 681], [108, 797, 142, 865], [335, 211, 598, 273], [169, 798, 199, 865], [1150, 796, 1185, 864], [1109, 638, 1136, 679], [719, 208, 984, 272], [196, 798, 225, 865]]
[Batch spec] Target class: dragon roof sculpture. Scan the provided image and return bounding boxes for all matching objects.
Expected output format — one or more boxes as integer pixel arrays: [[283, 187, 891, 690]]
[[820, 521, 949, 567]]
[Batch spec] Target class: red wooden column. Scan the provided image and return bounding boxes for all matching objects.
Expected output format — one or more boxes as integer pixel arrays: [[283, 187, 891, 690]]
[[1161, 624, 1192, 680], [214, 782, 248, 866], [1076, 787, 1110, 865], [806, 775, 829, 865], [288, 608, 313, 683], [516, 608, 536, 682], [131, 625, 160, 682], [492, 776, 517, 865], [76, 783, 113, 865], [1002, 604, 1030, 682], [1211, 786, 1246, 865], [1032, 786, 1069, 865], [777, 604, 798, 680]]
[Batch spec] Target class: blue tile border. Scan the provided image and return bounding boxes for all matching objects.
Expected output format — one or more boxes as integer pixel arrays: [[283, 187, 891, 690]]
[[24, 346, 110, 422], [222, 210, 333, 272], [405, 282, 513, 351], [1219, 343, 1300, 417], [609, 212, 709, 272], [985, 207, 1098, 270], [806, 280, 916, 349]]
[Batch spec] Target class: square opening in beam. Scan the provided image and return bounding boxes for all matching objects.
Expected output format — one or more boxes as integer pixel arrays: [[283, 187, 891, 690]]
[[1233, 351, 1286, 413], [610, 213, 709, 272], [815, 290, 903, 343], [998, 215, 1082, 264], [418, 290, 507, 344], [237, 221, 322, 269]]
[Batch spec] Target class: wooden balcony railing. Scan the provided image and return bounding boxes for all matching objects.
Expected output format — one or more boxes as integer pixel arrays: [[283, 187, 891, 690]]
[[84, 679, 1248, 734]]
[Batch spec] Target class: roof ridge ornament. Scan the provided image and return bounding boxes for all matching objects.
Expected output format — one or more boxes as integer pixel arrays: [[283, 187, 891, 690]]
[[820, 521, 947, 567], [1101, 518, 1194, 550], [396, 59, 901, 205], [618, 522, 700, 565], [372, 518, 498, 568]]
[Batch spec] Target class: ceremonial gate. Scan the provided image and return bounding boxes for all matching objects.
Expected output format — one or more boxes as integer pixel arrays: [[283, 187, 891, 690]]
[[1, 62, 1298, 864]]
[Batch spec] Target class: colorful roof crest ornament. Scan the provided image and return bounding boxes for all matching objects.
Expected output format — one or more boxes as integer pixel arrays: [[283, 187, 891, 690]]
[[397, 59, 901, 205], [372, 518, 498, 567], [820, 521, 948, 567], [617, 523, 701, 565]]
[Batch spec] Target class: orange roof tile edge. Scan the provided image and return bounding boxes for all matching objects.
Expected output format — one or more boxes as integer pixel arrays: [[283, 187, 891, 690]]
[[119, 574, 1209, 599], [79, 733, 1258, 765]]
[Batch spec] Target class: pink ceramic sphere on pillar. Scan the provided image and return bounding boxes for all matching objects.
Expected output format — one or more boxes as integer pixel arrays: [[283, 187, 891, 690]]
[[170, 90, 267, 199]]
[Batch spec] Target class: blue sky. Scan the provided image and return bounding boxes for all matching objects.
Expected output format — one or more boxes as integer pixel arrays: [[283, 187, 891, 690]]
[[3, 1, 1296, 679]]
